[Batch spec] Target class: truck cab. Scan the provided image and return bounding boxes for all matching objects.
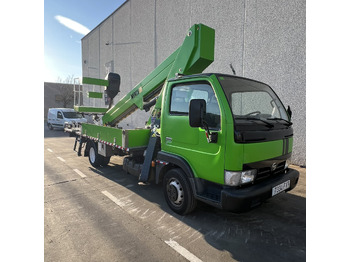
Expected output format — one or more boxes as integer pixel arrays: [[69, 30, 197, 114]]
[[157, 73, 299, 214]]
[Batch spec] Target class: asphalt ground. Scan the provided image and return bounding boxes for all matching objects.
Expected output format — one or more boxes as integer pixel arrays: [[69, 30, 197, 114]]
[[44, 126, 306, 262]]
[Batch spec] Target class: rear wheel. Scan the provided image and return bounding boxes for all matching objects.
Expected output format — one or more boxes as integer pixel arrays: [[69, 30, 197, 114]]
[[88, 142, 103, 167], [101, 156, 111, 167], [163, 168, 197, 215]]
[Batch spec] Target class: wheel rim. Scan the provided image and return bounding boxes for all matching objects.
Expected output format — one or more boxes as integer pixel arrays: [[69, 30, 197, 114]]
[[89, 147, 96, 163], [167, 178, 184, 206]]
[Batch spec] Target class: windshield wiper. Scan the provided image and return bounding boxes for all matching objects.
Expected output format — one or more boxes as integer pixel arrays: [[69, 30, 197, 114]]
[[267, 117, 293, 126], [236, 117, 274, 128]]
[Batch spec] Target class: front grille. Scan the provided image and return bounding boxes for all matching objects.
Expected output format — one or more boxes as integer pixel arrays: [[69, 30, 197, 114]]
[[255, 161, 286, 181]]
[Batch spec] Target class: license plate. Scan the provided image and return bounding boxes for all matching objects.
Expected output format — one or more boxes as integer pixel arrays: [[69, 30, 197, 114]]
[[272, 180, 290, 196]]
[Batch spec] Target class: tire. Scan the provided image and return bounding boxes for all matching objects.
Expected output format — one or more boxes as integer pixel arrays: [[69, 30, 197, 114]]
[[163, 168, 197, 215], [48, 123, 53, 130], [101, 156, 111, 167], [88, 142, 103, 167]]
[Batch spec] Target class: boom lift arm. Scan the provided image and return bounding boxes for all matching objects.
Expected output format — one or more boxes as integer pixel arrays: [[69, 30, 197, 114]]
[[101, 23, 215, 127]]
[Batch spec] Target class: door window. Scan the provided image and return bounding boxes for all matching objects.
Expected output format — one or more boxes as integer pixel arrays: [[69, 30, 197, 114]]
[[57, 111, 63, 119], [170, 82, 221, 130]]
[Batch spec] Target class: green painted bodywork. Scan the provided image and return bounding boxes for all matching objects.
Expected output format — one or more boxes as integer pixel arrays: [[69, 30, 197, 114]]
[[161, 74, 294, 185], [81, 123, 150, 149], [79, 24, 215, 154], [102, 23, 215, 126], [161, 75, 227, 184], [74, 106, 108, 114], [76, 23, 294, 187], [83, 77, 109, 86], [288, 137, 293, 153], [87, 92, 103, 98]]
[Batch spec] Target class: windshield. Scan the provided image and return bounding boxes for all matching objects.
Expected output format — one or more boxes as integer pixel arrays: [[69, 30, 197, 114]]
[[217, 75, 289, 123], [62, 111, 83, 119]]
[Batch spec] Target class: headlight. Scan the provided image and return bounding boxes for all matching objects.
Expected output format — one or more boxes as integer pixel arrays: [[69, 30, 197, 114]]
[[284, 158, 291, 169], [241, 170, 257, 184], [224, 169, 257, 186], [224, 171, 241, 186], [64, 121, 73, 128]]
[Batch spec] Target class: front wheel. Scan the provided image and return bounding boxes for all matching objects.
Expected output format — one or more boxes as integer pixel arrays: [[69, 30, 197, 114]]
[[163, 168, 197, 215]]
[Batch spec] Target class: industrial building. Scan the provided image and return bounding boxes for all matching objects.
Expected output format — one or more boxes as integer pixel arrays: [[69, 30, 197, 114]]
[[80, 0, 305, 166]]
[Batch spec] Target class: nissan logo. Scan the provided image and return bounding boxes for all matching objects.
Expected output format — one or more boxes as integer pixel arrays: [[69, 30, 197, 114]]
[[271, 163, 277, 171]]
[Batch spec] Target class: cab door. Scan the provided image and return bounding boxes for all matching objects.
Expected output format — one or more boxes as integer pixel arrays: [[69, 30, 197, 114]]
[[161, 79, 226, 185]]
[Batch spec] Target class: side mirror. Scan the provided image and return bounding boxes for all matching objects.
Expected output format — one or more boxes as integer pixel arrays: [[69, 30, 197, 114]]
[[287, 105, 292, 119], [189, 99, 206, 128]]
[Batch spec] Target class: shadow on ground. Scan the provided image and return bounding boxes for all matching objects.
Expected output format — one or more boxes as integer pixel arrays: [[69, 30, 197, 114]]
[[89, 159, 306, 262]]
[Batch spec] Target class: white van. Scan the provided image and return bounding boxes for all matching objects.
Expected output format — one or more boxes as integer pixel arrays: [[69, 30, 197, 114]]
[[47, 108, 87, 130]]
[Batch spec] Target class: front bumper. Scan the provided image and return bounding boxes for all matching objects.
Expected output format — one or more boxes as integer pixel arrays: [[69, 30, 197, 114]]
[[220, 168, 299, 212], [64, 123, 82, 137]]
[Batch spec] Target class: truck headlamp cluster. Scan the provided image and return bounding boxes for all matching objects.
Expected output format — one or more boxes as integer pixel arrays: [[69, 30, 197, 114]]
[[224, 169, 257, 186], [285, 158, 291, 170]]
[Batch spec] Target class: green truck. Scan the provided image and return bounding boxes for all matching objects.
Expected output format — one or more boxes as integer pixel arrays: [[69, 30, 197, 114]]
[[66, 24, 299, 215]]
